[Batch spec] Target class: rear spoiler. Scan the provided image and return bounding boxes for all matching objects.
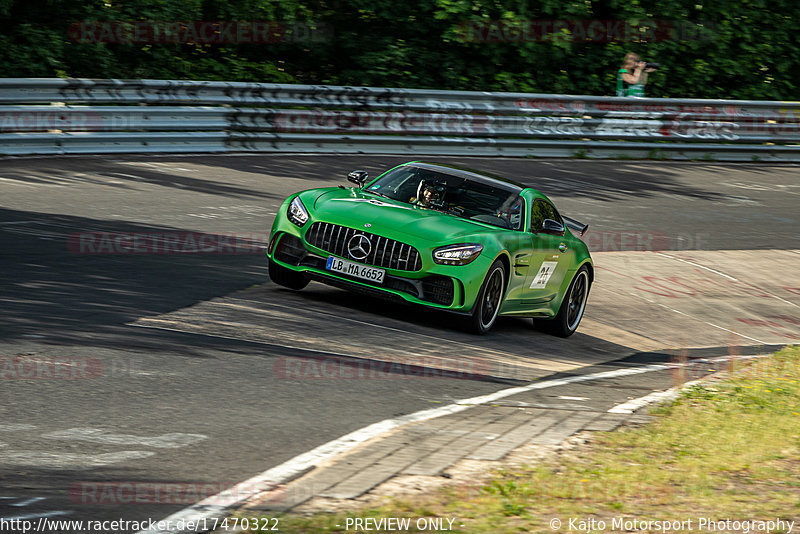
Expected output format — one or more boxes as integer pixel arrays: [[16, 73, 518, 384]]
[[562, 215, 589, 237]]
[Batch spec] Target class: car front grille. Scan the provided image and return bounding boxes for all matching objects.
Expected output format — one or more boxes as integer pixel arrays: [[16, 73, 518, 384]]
[[305, 222, 422, 271]]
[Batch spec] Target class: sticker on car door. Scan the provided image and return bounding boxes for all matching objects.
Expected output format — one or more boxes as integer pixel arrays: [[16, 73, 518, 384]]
[[530, 261, 558, 289]]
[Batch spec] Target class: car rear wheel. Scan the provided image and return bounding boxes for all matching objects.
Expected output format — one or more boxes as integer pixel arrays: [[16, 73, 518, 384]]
[[467, 260, 506, 335], [269, 259, 309, 290], [535, 266, 590, 338]]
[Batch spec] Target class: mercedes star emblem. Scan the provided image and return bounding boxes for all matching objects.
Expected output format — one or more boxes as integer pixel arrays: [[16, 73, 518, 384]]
[[347, 234, 372, 260]]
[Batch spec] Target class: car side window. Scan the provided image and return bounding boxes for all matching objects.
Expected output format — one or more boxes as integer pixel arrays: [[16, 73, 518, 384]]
[[497, 195, 523, 230], [530, 199, 558, 232]]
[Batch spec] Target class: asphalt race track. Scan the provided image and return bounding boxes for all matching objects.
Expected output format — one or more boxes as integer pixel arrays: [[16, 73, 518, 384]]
[[0, 155, 798, 531]]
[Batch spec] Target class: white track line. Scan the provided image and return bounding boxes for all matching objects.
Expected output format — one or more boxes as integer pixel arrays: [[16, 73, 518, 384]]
[[607, 353, 773, 414], [138, 361, 672, 534], [0, 511, 72, 521], [655, 252, 738, 281], [608, 386, 693, 414], [703, 320, 769, 344], [9, 497, 46, 507]]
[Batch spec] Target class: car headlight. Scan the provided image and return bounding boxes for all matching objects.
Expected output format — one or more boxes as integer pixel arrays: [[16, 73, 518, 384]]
[[433, 244, 483, 265], [287, 197, 309, 227]]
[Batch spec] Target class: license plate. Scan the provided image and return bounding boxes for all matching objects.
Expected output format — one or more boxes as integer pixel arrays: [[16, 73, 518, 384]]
[[326, 256, 385, 283]]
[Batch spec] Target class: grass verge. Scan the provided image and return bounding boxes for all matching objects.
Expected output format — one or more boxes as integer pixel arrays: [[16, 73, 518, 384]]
[[247, 346, 800, 533]]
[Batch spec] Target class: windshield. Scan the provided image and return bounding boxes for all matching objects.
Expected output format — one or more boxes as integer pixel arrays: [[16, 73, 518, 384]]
[[364, 166, 523, 230]]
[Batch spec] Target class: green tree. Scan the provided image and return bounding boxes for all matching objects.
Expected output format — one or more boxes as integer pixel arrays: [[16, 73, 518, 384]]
[[0, 0, 797, 99]]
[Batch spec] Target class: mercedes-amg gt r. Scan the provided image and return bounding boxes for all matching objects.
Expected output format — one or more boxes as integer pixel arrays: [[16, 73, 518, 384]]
[[266, 162, 592, 336]]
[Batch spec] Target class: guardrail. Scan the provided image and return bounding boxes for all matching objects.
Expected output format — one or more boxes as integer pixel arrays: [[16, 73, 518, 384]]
[[2, 78, 799, 160]]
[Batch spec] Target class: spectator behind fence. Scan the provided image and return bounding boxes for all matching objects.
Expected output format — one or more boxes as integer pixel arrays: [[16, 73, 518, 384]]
[[616, 52, 656, 97]]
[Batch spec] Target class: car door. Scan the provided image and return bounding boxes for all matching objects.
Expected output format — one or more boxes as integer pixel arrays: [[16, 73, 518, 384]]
[[500, 196, 537, 309], [524, 199, 574, 305]]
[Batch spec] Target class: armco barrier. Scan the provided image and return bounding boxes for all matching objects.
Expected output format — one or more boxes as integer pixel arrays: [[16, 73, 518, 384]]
[[1, 78, 800, 159]]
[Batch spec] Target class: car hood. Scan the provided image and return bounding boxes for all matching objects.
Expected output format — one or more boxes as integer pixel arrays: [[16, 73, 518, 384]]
[[304, 188, 499, 244]]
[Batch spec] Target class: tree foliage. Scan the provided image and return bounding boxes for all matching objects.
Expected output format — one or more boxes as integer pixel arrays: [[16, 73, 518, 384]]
[[1, 0, 798, 99]]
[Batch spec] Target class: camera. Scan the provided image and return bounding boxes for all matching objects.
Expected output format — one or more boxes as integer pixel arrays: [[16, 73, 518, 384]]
[[644, 62, 660, 69]]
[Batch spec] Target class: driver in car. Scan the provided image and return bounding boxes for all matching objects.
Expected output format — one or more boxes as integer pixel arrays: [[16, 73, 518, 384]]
[[411, 180, 445, 209]]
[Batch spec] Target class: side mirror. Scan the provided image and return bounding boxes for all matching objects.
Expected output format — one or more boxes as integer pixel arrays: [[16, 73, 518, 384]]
[[541, 218, 565, 235], [347, 170, 369, 186]]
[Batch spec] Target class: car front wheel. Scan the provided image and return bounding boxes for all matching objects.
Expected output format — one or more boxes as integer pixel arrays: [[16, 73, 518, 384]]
[[535, 266, 590, 338], [467, 260, 506, 335]]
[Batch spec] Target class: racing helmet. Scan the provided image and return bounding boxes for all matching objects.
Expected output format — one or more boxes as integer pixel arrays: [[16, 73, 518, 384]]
[[416, 179, 446, 208]]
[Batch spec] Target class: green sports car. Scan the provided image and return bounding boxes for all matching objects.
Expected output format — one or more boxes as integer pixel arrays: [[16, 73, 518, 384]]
[[266, 162, 593, 336]]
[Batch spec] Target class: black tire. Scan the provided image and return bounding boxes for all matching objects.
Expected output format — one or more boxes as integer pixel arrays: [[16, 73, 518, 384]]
[[535, 266, 591, 338], [268, 259, 309, 290], [467, 260, 506, 335]]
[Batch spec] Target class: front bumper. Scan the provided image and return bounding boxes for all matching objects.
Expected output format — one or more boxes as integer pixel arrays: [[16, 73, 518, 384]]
[[267, 225, 489, 312]]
